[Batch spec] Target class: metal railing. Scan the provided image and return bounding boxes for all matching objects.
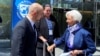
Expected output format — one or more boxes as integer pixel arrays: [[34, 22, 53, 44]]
[[43, 42, 53, 56]]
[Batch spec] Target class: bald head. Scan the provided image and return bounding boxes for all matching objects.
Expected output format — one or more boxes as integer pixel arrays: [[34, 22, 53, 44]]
[[28, 3, 43, 14], [27, 3, 43, 22]]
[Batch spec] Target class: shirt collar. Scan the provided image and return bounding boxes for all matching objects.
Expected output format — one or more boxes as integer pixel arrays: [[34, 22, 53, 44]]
[[26, 16, 35, 26]]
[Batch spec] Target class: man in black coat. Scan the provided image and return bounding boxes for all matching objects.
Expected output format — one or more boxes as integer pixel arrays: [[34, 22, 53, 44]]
[[36, 4, 59, 56], [11, 3, 43, 56]]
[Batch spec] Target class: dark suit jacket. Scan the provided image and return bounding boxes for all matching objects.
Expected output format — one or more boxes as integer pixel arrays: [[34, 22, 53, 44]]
[[11, 17, 37, 56], [36, 15, 59, 48], [54, 25, 96, 56]]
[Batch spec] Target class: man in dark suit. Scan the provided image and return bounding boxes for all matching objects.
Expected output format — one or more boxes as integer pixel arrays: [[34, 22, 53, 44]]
[[36, 4, 59, 56], [11, 3, 43, 56]]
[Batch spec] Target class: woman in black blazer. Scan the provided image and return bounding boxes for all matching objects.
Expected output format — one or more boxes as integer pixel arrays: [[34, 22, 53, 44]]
[[36, 4, 59, 56]]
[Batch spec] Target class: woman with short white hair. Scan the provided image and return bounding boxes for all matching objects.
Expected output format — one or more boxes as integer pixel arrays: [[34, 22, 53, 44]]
[[66, 10, 82, 23], [47, 10, 96, 56]]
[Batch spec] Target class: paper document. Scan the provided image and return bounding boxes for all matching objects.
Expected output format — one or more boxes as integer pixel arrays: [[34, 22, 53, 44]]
[[60, 52, 71, 56]]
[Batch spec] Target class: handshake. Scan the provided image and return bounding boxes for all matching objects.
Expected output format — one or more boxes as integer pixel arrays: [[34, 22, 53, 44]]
[[40, 36, 56, 52], [47, 43, 83, 56], [41, 36, 83, 56], [47, 44, 56, 52], [40, 36, 55, 52]]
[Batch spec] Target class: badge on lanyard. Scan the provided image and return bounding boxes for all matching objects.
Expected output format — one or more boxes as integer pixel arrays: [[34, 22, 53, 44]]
[[49, 30, 53, 35]]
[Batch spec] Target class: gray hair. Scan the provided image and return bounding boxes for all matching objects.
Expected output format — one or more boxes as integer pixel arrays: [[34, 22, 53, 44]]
[[65, 10, 82, 22]]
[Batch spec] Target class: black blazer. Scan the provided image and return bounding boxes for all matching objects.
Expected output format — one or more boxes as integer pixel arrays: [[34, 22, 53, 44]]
[[11, 17, 37, 56], [36, 15, 59, 48]]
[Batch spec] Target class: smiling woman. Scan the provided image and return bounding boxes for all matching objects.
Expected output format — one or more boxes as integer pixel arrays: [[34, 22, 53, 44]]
[[47, 10, 96, 56]]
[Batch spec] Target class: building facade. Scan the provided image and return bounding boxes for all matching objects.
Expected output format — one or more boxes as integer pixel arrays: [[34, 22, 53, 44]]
[[37, 0, 100, 48]]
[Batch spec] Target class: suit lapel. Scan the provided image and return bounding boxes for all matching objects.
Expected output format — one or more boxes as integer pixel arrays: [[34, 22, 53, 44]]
[[44, 19, 55, 35], [51, 21, 55, 30], [43, 19, 49, 35], [25, 17, 36, 35]]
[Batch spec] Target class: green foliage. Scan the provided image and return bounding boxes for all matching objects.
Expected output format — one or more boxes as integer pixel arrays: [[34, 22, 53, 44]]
[[0, 0, 11, 39]]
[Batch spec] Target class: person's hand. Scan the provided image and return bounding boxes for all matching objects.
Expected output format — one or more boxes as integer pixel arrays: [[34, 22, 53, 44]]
[[70, 51, 76, 56], [47, 46, 53, 52], [39, 36, 47, 43], [47, 44, 56, 52], [70, 50, 83, 56], [42, 38, 47, 43]]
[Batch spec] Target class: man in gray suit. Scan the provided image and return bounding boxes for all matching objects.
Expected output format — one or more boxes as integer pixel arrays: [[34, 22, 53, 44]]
[[11, 3, 43, 56]]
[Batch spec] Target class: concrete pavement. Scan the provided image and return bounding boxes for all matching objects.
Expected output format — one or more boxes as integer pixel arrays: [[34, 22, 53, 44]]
[[0, 39, 100, 56], [0, 39, 10, 56]]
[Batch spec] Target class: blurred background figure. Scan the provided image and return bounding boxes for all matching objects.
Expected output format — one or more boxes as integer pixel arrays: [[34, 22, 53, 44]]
[[47, 10, 96, 56], [36, 4, 59, 56], [0, 16, 2, 23]]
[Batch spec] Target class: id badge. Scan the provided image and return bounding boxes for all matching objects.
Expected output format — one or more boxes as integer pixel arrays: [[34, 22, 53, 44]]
[[49, 30, 53, 35]]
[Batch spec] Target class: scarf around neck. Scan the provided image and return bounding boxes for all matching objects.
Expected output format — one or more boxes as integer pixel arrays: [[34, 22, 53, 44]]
[[67, 23, 82, 48]]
